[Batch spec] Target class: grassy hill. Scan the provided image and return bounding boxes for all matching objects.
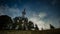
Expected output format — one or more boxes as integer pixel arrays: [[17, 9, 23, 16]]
[[0, 28, 60, 34]]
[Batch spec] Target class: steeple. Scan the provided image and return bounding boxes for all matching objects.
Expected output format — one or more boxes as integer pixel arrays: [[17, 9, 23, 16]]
[[22, 8, 26, 18]]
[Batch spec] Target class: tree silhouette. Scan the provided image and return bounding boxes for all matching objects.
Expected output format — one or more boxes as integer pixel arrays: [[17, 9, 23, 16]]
[[50, 24, 55, 29], [35, 24, 39, 30], [28, 21, 34, 30], [0, 15, 13, 29], [0, 15, 39, 30]]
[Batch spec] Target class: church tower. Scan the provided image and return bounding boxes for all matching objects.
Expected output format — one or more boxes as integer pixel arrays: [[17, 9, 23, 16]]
[[22, 8, 26, 18]]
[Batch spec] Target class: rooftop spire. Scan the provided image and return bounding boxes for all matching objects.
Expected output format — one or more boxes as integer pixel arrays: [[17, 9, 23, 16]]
[[22, 8, 26, 17]]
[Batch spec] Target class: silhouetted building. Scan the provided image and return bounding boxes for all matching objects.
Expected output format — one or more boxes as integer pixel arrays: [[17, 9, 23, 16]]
[[0, 9, 39, 30], [22, 8, 26, 18], [13, 9, 39, 30]]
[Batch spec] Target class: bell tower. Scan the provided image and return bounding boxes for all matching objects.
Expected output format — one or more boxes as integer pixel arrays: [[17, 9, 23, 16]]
[[22, 8, 26, 18]]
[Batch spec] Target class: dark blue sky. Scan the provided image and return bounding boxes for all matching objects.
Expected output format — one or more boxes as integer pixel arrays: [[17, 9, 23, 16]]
[[0, 0, 60, 30]]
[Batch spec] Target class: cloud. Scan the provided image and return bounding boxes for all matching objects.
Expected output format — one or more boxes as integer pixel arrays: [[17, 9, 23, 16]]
[[46, 16, 60, 28], [0, 4, 50, 30], [29, 12, 50, 30], [48, 0, 59, 6], [39, 12, 47, 19], [0, 5, 21, 18], [29, 11, 60, 30]]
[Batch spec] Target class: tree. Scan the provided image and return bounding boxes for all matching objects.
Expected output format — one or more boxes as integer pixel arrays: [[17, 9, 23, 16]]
[[35, 24, 39, 30], [28, 21, 35, 30], [50, 24, 55, 29], [0, 15, 13, 29]]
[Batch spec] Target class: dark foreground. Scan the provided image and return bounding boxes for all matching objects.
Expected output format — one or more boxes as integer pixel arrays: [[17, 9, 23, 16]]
[[0, 28, 60, 34]]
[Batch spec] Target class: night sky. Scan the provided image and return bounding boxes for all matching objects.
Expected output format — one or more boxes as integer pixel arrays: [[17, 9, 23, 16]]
[[0, 0, 60, 30]]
